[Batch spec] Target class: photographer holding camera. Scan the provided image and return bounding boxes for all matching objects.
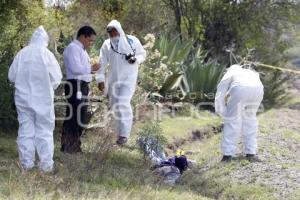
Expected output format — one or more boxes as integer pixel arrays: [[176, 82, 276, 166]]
[[96, 20, 146, 145]]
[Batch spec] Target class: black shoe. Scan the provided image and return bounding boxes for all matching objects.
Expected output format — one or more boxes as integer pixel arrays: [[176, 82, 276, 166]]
[[246, 154, 261, 162], [221, 155, 232, 162], [116, 136, 128, 146]]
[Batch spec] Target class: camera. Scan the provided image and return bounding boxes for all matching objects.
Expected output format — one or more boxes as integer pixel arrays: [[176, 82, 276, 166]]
[[125, 52, 136, 64]]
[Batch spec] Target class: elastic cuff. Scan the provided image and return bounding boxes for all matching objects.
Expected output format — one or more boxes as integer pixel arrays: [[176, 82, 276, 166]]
[[39, 162, 54, 172], [96, 74, 105, 83], [21, 163, 35, 170], [119, 133, 130, 138], [245, 151, 256, 155]]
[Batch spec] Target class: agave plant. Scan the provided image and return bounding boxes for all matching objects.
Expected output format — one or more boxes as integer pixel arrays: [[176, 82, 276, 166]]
[[159, 72, 183, 95], [180, 58, 225, 103], [156, 35, 193, 72], [159, 46, 225, 103]]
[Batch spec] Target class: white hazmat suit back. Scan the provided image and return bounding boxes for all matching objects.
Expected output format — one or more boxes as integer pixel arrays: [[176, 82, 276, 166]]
[[8, 26, 62, 172], [215, 65, 264, 156], [96, 20, 146, 138]]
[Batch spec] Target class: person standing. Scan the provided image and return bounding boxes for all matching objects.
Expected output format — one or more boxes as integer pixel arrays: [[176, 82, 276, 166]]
[[61, 26, 99, 153], [8, 26, 62, 172], [96, 20, 146, 145], [215, 64, 264, 162]]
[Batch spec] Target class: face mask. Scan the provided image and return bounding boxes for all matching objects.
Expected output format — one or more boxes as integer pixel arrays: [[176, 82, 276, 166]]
[[111, 36, 120, 43]]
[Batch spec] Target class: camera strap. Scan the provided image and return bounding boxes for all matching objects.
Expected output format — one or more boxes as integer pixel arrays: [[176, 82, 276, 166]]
[[110, 36, 136, 56]]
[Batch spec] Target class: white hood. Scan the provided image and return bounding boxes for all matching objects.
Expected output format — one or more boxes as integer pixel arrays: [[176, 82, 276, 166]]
[[107, 20, 133, 55], [29, 26, 49, 47]]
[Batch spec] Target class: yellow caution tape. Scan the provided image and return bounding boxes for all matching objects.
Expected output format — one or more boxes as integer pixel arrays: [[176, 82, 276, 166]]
[[254, 62, 300, 75]]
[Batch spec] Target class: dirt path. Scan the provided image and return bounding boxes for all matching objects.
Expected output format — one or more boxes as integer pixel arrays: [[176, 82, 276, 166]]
[[172, 89, 300, 199], [229, 106, 300, 199]]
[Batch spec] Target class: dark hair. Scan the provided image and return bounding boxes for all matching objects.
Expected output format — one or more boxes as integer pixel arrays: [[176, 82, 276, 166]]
[[77, 26, 96, 38], [107, 26, 117, 33]]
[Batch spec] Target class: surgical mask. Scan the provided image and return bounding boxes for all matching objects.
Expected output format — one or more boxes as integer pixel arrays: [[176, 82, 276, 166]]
[[111, 36, 119, 43]]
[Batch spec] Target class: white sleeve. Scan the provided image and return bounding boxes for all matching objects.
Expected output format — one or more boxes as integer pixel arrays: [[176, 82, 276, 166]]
[[47, 51, 62, 90], [64, 46, 91, 75], [133, 37, 146, 64], [96, 42, 109, 83], [215, 70, 233, 116], [8, 52, 21, 83]]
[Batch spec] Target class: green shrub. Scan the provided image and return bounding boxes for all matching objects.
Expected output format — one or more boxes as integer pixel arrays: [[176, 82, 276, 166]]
[[136, 122, 167, 158], [260, 69, 290, 109]]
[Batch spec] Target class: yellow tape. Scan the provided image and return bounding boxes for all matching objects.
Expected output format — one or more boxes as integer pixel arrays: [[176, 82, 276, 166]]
[[254, 62, 300, 75]]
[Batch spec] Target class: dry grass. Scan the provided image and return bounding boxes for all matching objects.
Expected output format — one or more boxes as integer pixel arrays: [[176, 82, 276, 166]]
[[1, 96, 300, 200]]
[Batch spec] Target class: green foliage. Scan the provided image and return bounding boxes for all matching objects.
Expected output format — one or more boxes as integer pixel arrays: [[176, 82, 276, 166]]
[[156, 41, 225, 103], [136, 122, 168, 157], [139, 64, 171, 92], [261, 70, 290, 109], [137, 122, 167, 146], [90, 35, 106, 57], [0, 0, 298, 133], [156, 35, 193, 71], [121, 0, 170, 36], [56, 31, 72, 55], [0, 0, 49, 132], [139, 34, 193, 93], [139, 34, 174, 92], [64, 0, 170, 38], [181, 58, 225, 103], [159, 72, 183, 95], [139, 34, 225, 105], [164, 0, 300, 64], [220, 184, 274, 200]]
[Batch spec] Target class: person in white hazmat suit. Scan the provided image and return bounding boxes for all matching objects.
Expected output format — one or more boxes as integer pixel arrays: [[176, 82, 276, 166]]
[[96, 20, 146, 145], [8, 26, 62, 172], [215, 64, 264, 162]]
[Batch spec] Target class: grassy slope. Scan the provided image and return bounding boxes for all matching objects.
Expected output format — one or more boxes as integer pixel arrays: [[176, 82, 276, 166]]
[[0, 95, 300, 200]]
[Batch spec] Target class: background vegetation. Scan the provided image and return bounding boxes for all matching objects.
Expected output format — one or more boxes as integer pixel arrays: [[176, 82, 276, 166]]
[[1, 0, 300, 131], [1, 1, 300, 200]]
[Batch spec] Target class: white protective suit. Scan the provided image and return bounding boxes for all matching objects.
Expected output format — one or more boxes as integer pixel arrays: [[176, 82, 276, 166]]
[[215, 65, 264, 156], [96, 20, 146, 138], [8, 26, 62, 172]]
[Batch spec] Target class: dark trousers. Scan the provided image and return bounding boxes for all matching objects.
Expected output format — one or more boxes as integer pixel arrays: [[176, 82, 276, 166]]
[[61, 79, 89, 153]]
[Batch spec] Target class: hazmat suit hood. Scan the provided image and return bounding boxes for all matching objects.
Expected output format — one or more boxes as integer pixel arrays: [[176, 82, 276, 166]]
[[107, 20, 133, 55], [228, 64, 241, 71], [29, 26, 49, 47]]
